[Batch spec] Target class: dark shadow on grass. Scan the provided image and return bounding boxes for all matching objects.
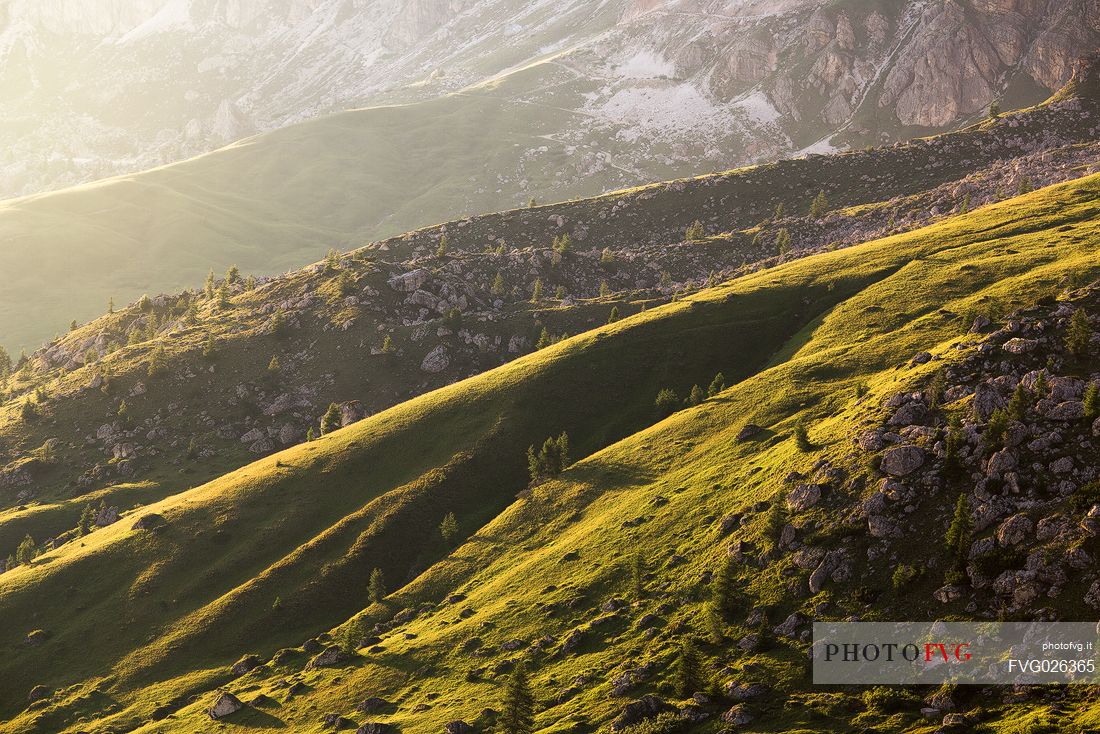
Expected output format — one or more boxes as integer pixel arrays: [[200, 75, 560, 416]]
[[564, 460, 655, 489], [231, 705, 288, 729]]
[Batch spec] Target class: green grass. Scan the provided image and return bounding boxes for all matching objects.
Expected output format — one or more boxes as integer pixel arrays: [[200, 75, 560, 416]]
[[1, 173, 1098, 732]]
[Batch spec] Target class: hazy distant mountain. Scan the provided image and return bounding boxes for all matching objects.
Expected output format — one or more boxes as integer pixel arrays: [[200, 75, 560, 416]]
[[1, 0, 1095, 198]]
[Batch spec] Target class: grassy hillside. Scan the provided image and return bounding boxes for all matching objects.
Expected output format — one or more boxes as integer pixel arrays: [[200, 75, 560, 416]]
[[2, 58, 1098, 355], [0, 78, 1095, 566], [2, 172, 1099, 733]]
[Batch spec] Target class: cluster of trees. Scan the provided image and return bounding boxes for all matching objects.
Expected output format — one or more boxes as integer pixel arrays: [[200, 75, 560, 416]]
[[527, 432, 570, 482], [808, 190, 829, 219], [535, 327, 567, 350], [654, 373, 727, 418], [685, 220, 705, 242]]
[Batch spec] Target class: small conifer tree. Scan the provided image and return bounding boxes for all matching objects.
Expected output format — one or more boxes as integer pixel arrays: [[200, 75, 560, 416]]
[[1085, 383, 1100, 420], [320, 403, 342, 435], [15, 534, 35, 565], [944, 494, 972, 573], [984, 409, 1009, 449], [216, 281, 231, 308], [1007, 384, 1028, 421], [368, 568, 386, 603], [795, 422, 813, 451], [708, 372, 726, 397], [775, 228, 792, 256], [685, 220, 705, 241], [809, 190, 829, 218], [147, 346, 169, 378], [713, 555, 738, 618], [674, 640, 702, 698], [527, 432, 571, 482], [77, 503, 96, 536], [500, 664, 535, 734], [704, 600, 725, 644], [440, 512, 459, 546], [1066, 309, 1092, 358]]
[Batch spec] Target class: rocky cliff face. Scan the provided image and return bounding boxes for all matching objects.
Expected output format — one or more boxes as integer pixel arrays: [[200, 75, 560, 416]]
[[0, 0, 1095, 201]]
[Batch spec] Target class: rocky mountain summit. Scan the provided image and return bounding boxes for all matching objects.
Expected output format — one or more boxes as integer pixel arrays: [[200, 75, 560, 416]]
[[2, 0, 1095, 202]]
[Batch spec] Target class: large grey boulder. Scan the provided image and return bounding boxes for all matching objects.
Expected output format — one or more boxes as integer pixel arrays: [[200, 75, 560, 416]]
[[786, 483, 823, 513], [207, 691, 244, 720], [420, 345, 450, 373], [880, 445, 925, 476]]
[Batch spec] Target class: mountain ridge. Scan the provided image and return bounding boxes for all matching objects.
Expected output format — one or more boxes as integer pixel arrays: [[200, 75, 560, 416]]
[[2, 168, 1099, 733]]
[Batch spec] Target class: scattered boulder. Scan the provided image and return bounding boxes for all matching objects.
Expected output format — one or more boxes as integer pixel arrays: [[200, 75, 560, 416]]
[[94, 505, 120, 527], [358, 697, 393, 714], [880, 445, 925, 476], [27, 685, 50, 702], [1002, 338, 1039, 354], [307, 645, 351, 669], [230, 654, 261, 675], [207, 691, 244, 720], [986, 449, 1017, 478], [972, 383, 1005, 420], [357, 723, 391, 734], [786, 483, 823, 512], [720, 704, 753, 726], [323, 713, 357, 729], [1050, 456, 1074, 474], [856, 428, 887, 451], [131, 513, 166, 531], [444, 721, 473, 734], [421, 345, 450, 373], [735, 424, 762, 441], [610, 695, 675, 732], [996, 514, 1034, 547], [1048, 401, 1085, 420]]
